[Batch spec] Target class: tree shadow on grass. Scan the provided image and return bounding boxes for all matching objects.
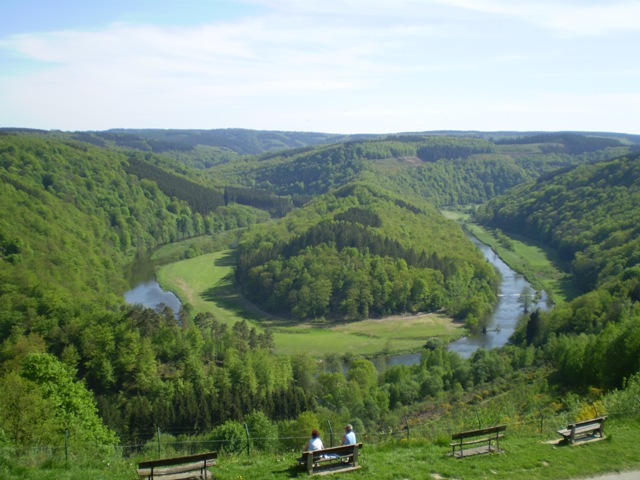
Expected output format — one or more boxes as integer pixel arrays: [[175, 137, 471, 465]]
[[200, 273, 297, 327], [212, 249, 236, 267], [276, 465, 303, 478]]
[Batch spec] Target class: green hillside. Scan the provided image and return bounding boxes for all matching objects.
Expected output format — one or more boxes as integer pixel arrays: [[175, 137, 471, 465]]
[[476, 153, 640, 389], [207, 132, 632, 206], [2, 129, 640, 479]]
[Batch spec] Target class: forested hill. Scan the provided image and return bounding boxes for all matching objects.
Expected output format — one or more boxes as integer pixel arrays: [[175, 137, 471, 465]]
[[476, 153, 640, 389], [0, 131, 315, 445], [0, 132, 277, 315], [476, 153, 640, 293], [236, 183, 499, 330], [206, 132, 634, 206], [69, 128, 369, 169]]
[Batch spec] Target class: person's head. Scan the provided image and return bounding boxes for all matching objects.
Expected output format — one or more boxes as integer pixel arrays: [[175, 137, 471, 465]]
[[344, 424, 353, 432], [311, 429, 320, 438]]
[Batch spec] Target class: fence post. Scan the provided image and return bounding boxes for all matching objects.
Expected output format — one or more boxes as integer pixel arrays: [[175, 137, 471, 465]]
[[538, 406, 544, 434], [64, 429, 69, 462], [244, 423, 251, 457], [327, 420, 334, 447], [157, 427, 161, 456], [404, 415, 410, 440], [476, 411, 482, 429]]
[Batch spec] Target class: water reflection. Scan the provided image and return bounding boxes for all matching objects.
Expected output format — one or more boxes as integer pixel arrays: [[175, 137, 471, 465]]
[[124, 280, 181, 318]]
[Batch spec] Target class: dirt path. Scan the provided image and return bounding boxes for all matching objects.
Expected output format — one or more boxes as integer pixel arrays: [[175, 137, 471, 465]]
[[580, 472, 640, 480]]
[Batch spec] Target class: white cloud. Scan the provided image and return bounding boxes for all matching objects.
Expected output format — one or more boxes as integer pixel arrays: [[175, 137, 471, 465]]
[[1, 0, 639, 132]]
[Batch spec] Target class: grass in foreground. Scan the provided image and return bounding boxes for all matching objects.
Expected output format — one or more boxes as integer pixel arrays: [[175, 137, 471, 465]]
[[5, 414, 640, 480]]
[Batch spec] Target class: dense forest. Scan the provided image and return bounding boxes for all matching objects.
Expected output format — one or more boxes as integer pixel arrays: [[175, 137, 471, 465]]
[[2, 128, 640, 458], [236, 183, 499, 327]]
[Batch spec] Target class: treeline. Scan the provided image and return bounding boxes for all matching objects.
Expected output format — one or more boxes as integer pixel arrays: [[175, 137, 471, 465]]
[[73, 131, 194, 153], [125, 154, 296, 217], [211, 136, 495, 198], [211, 133, 631, 208], [416, 137, 495, 162], [495, 132, 623, 154], [114, 128, 350, 155], [125, 153, 226, 214], [477, 153, 640, 390], [0, 301, 315, 446], [236, 183, 499, 328]]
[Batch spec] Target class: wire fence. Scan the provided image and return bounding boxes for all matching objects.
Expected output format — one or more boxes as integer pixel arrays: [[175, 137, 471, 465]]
[[3, 397, 639, 466]]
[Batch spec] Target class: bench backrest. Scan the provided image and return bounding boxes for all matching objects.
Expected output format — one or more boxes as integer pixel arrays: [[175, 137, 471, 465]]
[[567, 416, 607, 429], [138, 451, 217, 469], [303, 443, 362, 457], [451, 425, 507, 440]]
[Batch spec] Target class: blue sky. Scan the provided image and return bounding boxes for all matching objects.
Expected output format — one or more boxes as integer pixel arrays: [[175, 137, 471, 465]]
[[1, 0, 639, 134]]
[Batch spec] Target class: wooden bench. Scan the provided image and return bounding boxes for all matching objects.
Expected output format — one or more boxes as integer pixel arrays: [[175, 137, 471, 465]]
[[450, 425, 506, 458], [137, 451, 217, 480], [557, 416, 607, 445], [298, 443, 362, 476]]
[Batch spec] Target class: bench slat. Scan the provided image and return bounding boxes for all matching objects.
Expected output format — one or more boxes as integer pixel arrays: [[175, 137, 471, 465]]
[[138, 471, 213, 480], [138, 452, 217, 469], [137, 460, 214, 476], [450, 433, 504, 447], [137, 452, 217, 480], [451, 425, 506, 440]]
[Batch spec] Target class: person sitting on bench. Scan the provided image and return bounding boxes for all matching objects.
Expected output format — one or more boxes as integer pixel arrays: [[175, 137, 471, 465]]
[[342, 424, 356, 445], [297, 429, 326, 464], [305, 429, 324, 452]]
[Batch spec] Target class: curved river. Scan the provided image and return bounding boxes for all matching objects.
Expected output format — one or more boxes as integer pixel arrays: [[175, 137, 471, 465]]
[[375, 236, 550, 369], [448, 235, 550, 356], [124, 235, 550, 362]]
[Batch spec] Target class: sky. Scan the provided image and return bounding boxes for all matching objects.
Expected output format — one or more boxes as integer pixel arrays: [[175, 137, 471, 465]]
[[1, 0, 639, 135]]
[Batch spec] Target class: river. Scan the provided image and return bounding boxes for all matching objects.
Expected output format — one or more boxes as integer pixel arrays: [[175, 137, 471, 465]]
[[123, 252, 182, 318], [447, 235, 550, 356], [124, 235, 549, 361]]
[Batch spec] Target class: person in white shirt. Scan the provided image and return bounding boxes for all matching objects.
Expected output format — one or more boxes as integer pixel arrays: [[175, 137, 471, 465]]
[[305, 429, 324, 451], [342, 424, 356, 445]]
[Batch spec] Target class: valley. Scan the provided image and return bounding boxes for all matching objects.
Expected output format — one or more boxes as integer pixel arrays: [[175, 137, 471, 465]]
[[2, 128, 640, 479]]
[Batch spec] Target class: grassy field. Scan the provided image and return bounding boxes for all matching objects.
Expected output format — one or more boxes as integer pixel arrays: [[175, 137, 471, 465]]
[[5, 413, 640, 479], [157, 250, 464, 356]]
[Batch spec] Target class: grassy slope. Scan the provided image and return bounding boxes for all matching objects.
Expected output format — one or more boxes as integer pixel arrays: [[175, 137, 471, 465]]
[[157, 250, 465, 356], [6, 413, 640, 479]]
